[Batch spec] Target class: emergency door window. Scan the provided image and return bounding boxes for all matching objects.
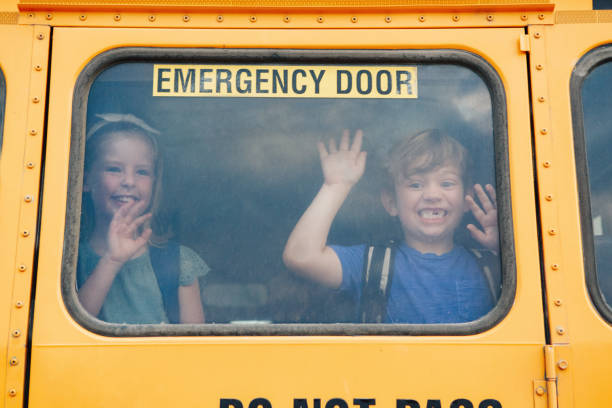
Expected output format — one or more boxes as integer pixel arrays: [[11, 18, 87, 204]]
[[574, 46, 612, 319], [65, 49, 514, 335]]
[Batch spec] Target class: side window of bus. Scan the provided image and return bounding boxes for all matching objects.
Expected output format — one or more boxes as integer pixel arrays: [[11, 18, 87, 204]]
[[0, 69, 5, 155], [575, 47, 612, 318], [67, 50, 514, 334]]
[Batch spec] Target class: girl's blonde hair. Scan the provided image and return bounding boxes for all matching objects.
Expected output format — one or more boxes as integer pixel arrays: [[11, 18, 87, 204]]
[[81, 114, 169, 245]]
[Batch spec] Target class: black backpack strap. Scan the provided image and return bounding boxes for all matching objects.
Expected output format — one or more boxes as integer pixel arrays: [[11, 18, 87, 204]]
[[469, 248, 502, 303], [360, 245, 395, 323], [149, 242, 181, 324]]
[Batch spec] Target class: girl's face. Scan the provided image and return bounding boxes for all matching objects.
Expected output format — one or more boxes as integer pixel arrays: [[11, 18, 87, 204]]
[[84, 132, 155, 221]]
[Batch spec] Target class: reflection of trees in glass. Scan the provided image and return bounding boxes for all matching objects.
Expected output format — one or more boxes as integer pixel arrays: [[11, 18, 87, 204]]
[[583, 61, 612, 305], [87, 62, 495, 323]]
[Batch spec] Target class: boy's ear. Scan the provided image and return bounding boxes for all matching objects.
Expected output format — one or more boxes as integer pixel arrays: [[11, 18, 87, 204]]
[[381, 189, 399, 216]]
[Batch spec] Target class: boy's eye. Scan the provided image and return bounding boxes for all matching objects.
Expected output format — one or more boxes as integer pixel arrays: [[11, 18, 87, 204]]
[[408, 182, 423, 189], [105, 166, 121, 173], [441, 180, 457, 188]]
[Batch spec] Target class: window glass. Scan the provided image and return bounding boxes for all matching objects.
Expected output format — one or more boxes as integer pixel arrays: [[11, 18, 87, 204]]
[[581, 59, 612, 307], [71, 50, 511, 333]]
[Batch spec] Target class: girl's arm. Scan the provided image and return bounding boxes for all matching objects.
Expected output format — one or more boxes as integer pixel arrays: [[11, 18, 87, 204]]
[[178, 279, 205, 324], [78, 201, 152, 317], [283, 130, 366, 289]]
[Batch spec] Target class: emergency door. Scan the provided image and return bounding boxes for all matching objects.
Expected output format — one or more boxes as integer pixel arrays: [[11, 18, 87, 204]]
[[0, 24, 48, 407], [30, 26, 544, 408], [530, 21, 612, 407]]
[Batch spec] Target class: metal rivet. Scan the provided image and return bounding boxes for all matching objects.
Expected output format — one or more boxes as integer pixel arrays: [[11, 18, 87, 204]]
[[351, 16, 358, 23], [18, 264, 26, 272], [452, 15, 460, 22], [487, 14, 494, 21], [554, 299, 562, 306], [12, 329, 21, 338], [79, 14, 87, 21], [37, 33, 45, 40], [8, 389, 17, 397], [22, 230, 30, 237], [558, 360, 569, 370], [148, 15, 156, 22], [385, 16, 392, 23], [317, 16, 324, 23], [538, 13, 545, 20], [183, 15, 190, 22], [548, 228, 557, 235], [545, 194, 553, 201], [25, 195, 33, 202], [250, 15, 258, 22], [521, 14, 528, 21], [535, 386, 546, 396], [26, 162, 35, 169], [30, 129, 38, 136], [418, 15, 425, 22], [556, 326, 565, 335], [34, 65, 42, 71], [46, 13, 53, 20], [217, 15, 224, 22], [551, 263, 559, 270], [538, 96, 546, 102], [536, 64, 544, 70], [540, 128, 548, 135], [283, 16, 290, 23], [32, 96, 40, 103], [534, 32, 541, 39], [9, 357, 19, 366], [15, 301, 24, 308], [27, 13, 34, 18], [114, 14, 121, 21], [543, 161, 551, 168]]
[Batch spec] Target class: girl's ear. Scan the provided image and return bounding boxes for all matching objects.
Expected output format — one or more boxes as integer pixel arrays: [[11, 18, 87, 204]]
[[381, 189, 399, 216]]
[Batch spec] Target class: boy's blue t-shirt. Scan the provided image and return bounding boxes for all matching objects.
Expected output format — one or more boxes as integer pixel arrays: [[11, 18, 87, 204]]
[[330, 243, 495, 324]]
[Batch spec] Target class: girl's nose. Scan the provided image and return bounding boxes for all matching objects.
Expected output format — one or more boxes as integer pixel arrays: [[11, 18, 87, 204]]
[[121, 170, 136, 187]]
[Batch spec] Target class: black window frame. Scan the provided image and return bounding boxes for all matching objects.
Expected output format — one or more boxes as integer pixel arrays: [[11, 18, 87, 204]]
[[571, 43, 612, 324], [62, 47, 516, 337]]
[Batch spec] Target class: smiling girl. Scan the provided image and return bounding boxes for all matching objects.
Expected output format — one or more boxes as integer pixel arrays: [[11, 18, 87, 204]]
[[77, 114, 207, 324]]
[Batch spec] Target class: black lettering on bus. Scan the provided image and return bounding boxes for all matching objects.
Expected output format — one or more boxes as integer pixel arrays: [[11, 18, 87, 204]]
[[156, 68, 171, 93], [478, 400, 502, 408], [376, 70, 392, 95], [248, 398, 272, 408], [292, 69, 307, 94], [175, 68, 195, 93], [295, 399, 322, 408], [425, 401, 441, 408], [356, 70, 372, 95], [256, 69, 269, 94], [325, 398, 349, 408], [272, 69, 288, 94], [353, 399, 375, 408], [237, 69, 252, 94], [220, 399, 243, 408], [199, 68, 213, 93], [396, 400, 419, 408], [396, 71, 412, 95], [216, 69, 232, 93], [309, 69, 326, 94], [337, 70, 352, 94], [450, 399, 473, 408]]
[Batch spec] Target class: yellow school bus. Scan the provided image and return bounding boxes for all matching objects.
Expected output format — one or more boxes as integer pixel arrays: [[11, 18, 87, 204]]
[[2, 0, 612, 406]]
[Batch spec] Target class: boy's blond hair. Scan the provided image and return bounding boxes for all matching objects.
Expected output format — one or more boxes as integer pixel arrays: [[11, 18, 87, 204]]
[[383, 129, 471, 191]]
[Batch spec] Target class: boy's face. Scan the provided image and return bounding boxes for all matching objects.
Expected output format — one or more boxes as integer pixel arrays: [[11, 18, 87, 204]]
[[382, 164, 467, 254]]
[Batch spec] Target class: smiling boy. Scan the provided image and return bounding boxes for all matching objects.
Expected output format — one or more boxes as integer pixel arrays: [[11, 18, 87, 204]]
[[283, 129, 499, 323]]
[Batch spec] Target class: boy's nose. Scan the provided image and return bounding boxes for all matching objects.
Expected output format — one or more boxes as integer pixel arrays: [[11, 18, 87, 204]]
[[422, 185, 442, 200]]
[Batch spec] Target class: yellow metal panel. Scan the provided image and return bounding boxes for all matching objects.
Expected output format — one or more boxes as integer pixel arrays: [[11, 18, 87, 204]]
[[0, 24, 49, 407], [530, 22, 612, 407], [27, 25, 544, 407]]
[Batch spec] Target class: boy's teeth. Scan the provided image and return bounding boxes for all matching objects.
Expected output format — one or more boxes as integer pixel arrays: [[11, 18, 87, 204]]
[[420, 209, 446, 219]]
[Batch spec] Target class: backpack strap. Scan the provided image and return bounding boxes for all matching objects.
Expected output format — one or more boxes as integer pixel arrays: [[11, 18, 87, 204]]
[[469, 248, 501, 303], [360, 245, 395, 323], [149, 242, 181, 324]]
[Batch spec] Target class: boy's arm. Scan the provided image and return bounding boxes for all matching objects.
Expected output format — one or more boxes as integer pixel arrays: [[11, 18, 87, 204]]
[[283, 130, 367, 289]]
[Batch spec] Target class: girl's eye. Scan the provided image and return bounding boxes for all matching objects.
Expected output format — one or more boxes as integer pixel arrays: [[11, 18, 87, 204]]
[[105, 166, 121, 173], [137, 169, 152, 176]]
